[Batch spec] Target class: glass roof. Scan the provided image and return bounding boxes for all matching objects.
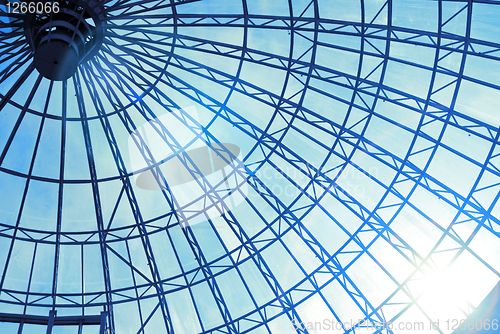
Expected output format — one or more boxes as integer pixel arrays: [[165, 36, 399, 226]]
[[1, 0, 500, 333]]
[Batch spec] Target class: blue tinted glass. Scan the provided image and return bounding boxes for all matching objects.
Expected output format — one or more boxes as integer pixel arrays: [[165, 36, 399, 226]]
[[1, 1, 499, 333]]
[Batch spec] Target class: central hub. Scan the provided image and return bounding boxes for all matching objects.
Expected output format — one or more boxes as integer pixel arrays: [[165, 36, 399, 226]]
[[24, 0, 105, 81]]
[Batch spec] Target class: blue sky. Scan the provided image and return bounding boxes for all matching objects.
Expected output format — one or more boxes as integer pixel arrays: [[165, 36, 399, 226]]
[[1, 0, 500, 333]]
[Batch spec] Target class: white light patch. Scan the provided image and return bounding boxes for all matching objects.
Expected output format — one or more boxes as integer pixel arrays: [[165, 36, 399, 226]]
[[128, 106, 248, 227], [416, 251, 498, 333]]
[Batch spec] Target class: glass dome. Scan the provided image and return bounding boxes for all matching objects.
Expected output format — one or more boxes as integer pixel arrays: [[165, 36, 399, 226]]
[[1, 0, 500, 333]]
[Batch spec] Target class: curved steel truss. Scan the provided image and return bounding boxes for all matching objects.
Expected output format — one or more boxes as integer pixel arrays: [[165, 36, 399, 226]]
[[1, 0, 500, 333]]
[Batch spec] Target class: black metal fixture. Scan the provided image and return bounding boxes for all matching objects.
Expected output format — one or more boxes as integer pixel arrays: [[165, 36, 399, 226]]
[[23, 0, 105, 80]]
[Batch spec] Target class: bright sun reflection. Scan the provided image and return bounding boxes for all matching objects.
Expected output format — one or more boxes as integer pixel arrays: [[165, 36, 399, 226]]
[[422, 268, 464, 315], [417, 256, 492, 334]]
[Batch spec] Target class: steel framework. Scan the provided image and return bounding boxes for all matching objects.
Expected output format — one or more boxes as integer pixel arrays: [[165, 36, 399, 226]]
[[0, 0, 500, 333]]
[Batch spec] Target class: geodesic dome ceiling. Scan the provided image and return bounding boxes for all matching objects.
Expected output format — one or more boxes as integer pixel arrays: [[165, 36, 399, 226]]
[[1, 0, 500, 333]]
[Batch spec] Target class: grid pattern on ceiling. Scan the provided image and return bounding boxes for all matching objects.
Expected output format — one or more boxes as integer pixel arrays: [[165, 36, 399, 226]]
[[0, 0, 500, 333]]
